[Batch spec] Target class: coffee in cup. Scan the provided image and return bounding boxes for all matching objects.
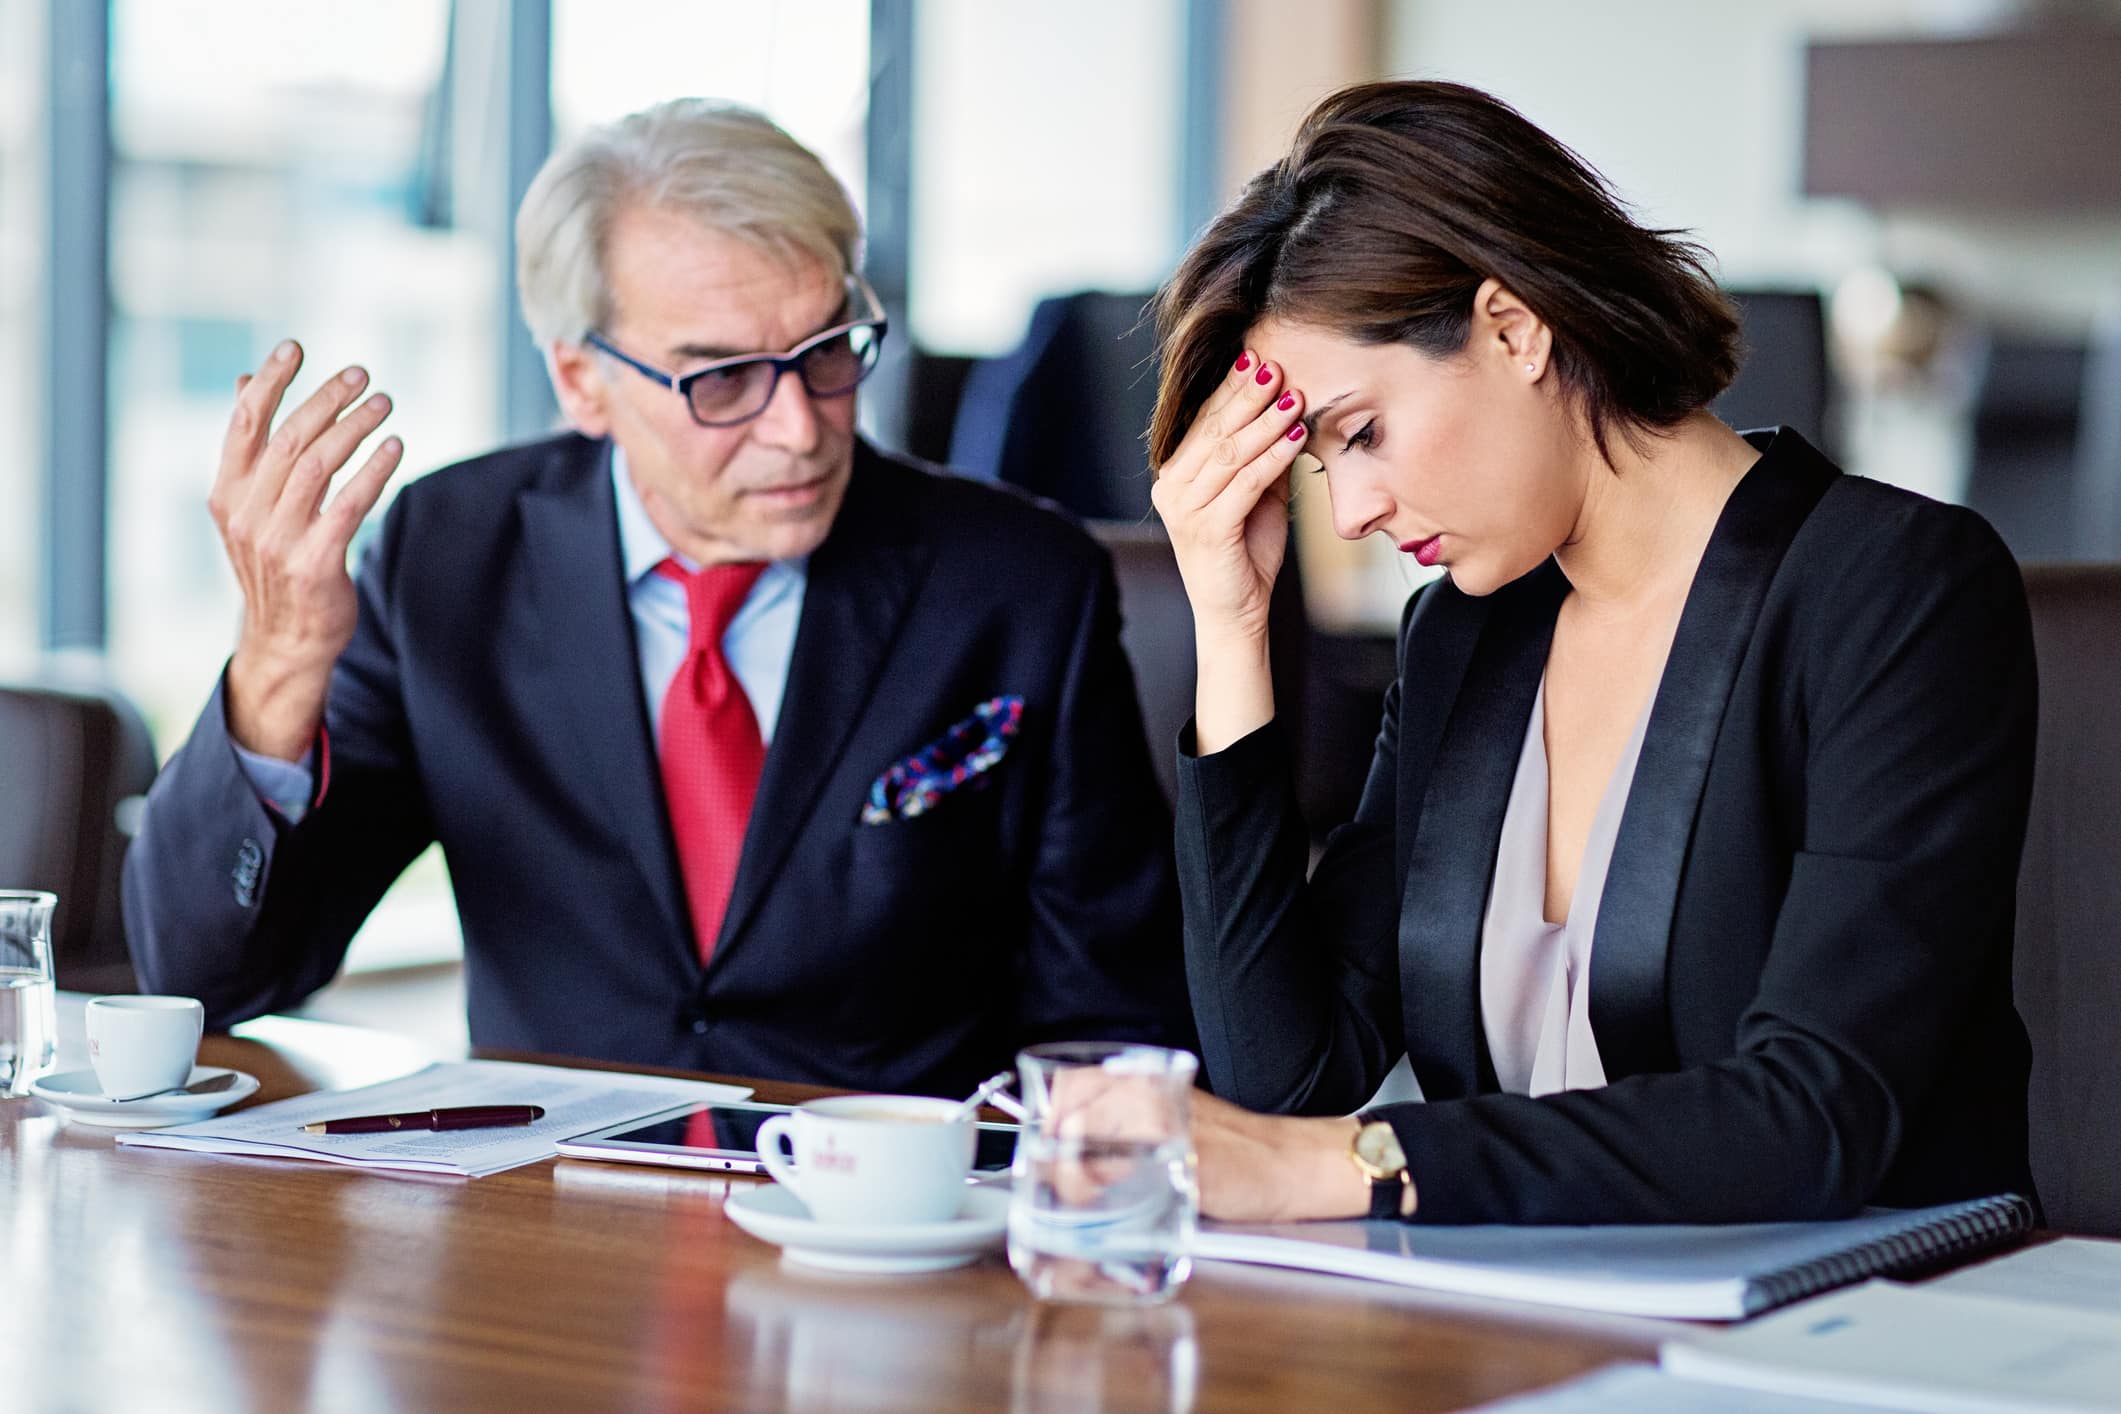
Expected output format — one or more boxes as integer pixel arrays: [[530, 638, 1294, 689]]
[[755, 1095, 975, 1225]]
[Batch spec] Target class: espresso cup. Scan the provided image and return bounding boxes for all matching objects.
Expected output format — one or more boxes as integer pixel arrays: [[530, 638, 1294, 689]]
[[85, 995, 205, 1098], [755, 1095, 975, 1225]]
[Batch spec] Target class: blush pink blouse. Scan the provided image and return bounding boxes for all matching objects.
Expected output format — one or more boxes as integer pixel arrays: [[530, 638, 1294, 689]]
[[1477, 676, 1656, 1097]]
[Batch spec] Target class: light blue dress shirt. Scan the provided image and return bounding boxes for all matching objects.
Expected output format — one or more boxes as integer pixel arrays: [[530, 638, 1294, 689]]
[[234, 445, 807, 823]]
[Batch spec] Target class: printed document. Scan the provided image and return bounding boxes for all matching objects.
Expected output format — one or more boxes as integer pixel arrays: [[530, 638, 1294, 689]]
[[117, 1059, 749, 1176]]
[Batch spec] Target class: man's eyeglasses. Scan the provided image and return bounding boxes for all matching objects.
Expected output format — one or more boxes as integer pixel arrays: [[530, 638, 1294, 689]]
[[585, 275, 888, 429]]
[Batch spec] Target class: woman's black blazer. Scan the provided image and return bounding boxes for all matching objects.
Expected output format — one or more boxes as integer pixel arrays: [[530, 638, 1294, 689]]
[[1175, 429, 2038, 1224]]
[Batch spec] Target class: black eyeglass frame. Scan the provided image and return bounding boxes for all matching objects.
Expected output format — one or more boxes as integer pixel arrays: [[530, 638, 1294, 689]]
[[584, 274, 889, 428]]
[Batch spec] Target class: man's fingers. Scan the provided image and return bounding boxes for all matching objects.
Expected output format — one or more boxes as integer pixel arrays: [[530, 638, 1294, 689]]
[[251, 364, 373, 511], [273, 393, 394, 529], [214, 340, 303, 502], [316, 435, 404, 547]]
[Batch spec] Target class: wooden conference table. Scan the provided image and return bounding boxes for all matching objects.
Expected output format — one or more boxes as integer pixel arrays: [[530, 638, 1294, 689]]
[[2, 1008, 1663, 1413]]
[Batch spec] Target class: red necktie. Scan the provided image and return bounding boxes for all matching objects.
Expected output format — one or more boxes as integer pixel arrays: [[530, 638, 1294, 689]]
[[656, 558, 769, 964]]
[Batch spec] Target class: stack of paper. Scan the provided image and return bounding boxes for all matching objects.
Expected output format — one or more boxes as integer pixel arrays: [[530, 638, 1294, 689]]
[[1471, 1241, 2121, 1413], [117, 1059, 749, 1177], [1659, 1265, 2121, 1413], [1466, 1364, 1891, 1411]]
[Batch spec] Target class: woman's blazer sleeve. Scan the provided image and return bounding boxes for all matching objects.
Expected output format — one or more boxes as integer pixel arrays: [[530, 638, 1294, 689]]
[[1173, 594, 1424, 1112]]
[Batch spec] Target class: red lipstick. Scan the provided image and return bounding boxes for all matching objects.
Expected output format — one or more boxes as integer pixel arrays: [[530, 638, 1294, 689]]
[[1402, 535, 1443, 567]]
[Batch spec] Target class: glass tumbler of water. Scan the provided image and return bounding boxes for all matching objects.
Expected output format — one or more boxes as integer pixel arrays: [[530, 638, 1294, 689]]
[[0, 890, 58, 1096], [1007, 1041, 1199, 1305]]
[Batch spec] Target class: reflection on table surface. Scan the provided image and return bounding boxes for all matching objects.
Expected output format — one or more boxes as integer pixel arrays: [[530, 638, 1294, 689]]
[[0, 1006, 1653, 1413]]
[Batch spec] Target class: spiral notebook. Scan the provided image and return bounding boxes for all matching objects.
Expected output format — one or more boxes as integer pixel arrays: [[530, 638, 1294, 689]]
[[1191, 1193, 2034, 1321]]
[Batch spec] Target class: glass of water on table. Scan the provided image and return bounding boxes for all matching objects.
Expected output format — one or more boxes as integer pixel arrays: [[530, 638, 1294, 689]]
[[0, 890, 58, 1096], [1007, 1041, 1199, 1305]]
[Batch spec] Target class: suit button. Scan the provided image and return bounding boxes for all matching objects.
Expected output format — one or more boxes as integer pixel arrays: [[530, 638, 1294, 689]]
[[690, 1018, 710, 1036]]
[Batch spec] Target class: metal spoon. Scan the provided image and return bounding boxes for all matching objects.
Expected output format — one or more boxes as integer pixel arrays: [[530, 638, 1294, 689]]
[[101, 1072, 239, 1104], [952, 1069, 1027, 1122]]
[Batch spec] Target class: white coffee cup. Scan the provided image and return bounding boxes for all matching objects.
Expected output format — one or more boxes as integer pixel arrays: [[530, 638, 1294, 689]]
[[85, 995, 205, 1098], [756, 1095, 975, 1225]]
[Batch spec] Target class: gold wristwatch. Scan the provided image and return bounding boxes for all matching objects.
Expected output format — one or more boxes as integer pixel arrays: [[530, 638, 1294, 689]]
[[1349, 1116, 1415, 1219]]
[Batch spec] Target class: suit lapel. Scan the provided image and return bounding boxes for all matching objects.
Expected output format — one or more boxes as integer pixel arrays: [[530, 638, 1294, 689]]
[[1589, 428, 1839, 1077], [1399, 563, 1567, 1100], [711, 443, 935, 967], [516, 442, 697, 974]]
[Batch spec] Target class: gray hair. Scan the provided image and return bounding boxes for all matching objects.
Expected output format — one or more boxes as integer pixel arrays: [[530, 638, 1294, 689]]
[[515, 98, 862, 348]]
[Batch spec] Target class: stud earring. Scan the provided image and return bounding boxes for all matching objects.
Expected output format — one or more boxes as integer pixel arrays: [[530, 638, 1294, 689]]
[[1525, 363, 1536, 373]]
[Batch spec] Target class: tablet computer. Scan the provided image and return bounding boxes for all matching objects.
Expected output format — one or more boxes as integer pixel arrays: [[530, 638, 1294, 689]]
[[556, 1100, 1021, 1175]]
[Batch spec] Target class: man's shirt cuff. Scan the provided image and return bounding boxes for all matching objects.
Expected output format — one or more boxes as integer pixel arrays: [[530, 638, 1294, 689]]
[[232, 740, 319, 824]]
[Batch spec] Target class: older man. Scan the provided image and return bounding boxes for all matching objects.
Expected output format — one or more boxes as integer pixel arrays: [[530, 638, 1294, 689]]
[[123, 100, 1189, 1095]]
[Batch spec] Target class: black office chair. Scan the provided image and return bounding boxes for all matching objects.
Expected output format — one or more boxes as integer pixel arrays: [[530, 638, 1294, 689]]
[[1714, 288, 1835, 457], [949, 290, 1162, 522], [2070, 317, 2121, 560], [2015, 564, 2121, 1236], [1964, 338, 2089, 561], [1089, 520, 1309, 819], [0, 680, 157, 993], [895, 347, 977, 467]]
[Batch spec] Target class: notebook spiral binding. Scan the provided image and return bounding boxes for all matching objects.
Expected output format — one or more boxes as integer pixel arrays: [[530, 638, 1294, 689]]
[[1745, 1193, 2036, 1315]]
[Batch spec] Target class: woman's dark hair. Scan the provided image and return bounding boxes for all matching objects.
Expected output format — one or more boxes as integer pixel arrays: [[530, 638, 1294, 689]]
[[1147, 80, 1740, 467]]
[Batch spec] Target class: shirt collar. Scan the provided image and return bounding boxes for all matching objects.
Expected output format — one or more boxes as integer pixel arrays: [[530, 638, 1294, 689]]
[[609, 443, 810, 583], [611, 445, 676, 585]]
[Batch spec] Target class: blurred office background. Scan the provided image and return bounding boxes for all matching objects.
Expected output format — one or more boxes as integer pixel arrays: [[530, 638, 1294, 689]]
[[4, 0, 2119, 1045]]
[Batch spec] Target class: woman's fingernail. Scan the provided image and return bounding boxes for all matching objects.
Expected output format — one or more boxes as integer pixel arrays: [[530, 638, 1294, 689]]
[[1255, 364, 1273, 386], [1233, 353, 1252, 373], [1276, 394, 1295, 411], [1287, 423, 1307, 441], [341, 367, 367, 386], [274, 341, 296, 363]]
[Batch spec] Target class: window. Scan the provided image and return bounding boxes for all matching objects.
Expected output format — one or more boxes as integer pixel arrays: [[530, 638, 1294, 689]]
[[552, 1, 870, 210], [107, 0, 500, 746], [108, 0, 504, 980], [907, 0, 1184, 355], [0, 0, 41, 666]]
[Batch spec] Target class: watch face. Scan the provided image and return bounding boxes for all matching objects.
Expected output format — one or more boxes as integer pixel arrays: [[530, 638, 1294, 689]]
[[1355, 1121, 1406, 1174]]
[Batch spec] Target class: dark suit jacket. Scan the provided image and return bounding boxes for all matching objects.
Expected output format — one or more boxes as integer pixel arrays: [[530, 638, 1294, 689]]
[[1177, 429, 2039, 1223], [124, 434, 1191, 1095]]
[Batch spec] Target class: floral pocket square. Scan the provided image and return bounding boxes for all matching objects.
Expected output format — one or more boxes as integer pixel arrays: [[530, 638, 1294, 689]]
[[862, 695, 1025, 824]]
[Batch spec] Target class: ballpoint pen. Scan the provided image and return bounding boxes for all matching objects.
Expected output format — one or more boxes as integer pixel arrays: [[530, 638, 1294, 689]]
[[302, 1104, 546, 1136]]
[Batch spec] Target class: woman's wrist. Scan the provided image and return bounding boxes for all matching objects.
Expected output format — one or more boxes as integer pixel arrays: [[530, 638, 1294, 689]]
[[1277, 1116, 1373, 1222], [1192, 626, 1275, 754]]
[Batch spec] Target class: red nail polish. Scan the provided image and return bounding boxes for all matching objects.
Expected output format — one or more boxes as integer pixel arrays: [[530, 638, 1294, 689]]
[[1234, 353, 1252, 372], [1255, 365, 1273, 386], [1287, 424, 1306, 441], [1277, 394, 1295, 411]]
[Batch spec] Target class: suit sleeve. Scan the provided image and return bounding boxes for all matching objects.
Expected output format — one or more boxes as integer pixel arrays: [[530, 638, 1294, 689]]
[[1010, 548, 1196, 1051], [1174, 594, 1419, 1114], [122, 502, 437, 1029], [1379, 516, 2038, 1223]]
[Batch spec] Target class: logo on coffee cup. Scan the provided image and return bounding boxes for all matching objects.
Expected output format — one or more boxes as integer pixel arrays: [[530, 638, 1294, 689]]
[[816, 1135, 858, 1175]]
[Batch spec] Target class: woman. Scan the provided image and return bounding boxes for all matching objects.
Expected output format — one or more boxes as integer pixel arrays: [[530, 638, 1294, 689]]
[[1151, 81, 2037, 1226]]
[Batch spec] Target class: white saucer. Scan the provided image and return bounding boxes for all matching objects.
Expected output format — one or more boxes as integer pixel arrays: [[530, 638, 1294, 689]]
[[28, 1066, 260, 1129], [725, 1183, 1010, 1274]]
